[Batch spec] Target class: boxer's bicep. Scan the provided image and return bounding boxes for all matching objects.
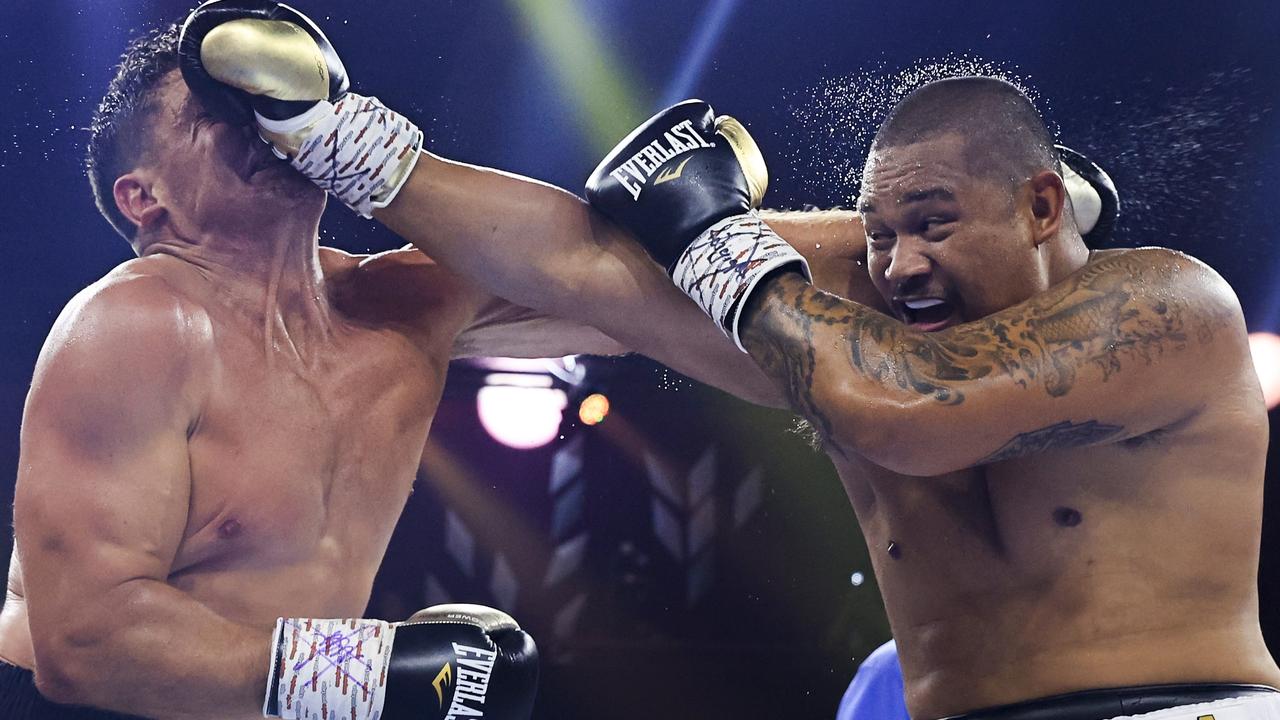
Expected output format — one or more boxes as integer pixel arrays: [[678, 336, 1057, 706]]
[[742, 248, 1240, 474], [452, 296, 628, 358], [343, 246, 627, 358], [14, 281, 195, 695]]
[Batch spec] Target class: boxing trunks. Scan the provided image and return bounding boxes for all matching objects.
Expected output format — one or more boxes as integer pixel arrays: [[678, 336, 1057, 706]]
[[944, 684, 1280, 720], [0, 661, 144, 720]]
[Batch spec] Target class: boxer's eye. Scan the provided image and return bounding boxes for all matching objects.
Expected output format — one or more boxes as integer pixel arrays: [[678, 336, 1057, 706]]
[[867, 231, 895, 250], [917, 218, 955, 243]]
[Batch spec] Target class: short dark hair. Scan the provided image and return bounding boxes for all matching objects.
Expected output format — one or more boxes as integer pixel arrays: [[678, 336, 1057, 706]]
[[871, 76, 1058, 191], [86, 22, 181, 241]]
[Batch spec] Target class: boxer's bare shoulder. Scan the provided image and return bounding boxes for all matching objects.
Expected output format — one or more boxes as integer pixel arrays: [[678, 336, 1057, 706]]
[[32, 257, 215, 420]]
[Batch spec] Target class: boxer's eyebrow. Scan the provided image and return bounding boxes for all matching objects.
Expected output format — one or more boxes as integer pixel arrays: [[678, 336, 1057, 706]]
[[859, 187, 955, 215], [899, 187, 955, 205]]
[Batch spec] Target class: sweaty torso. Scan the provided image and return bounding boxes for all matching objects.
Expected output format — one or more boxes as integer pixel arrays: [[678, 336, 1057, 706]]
[[0, 248, 472, 668], [831, 334, 1278, 718]]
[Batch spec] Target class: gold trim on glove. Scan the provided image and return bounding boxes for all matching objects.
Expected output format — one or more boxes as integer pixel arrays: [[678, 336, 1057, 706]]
[[714, 115, 768, 208], [201, 18, 329, 101]]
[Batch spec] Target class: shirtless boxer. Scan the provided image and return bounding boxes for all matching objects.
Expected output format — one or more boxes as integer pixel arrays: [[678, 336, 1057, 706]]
[[178, 2, 1280, 719], [0, 14, 786, 720], [584, 87, 1280, 719]]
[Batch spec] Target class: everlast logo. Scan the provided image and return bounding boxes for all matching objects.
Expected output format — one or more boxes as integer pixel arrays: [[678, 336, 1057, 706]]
[[609, 119, 714, 200], [442, 643, 498, 719], [432, 663, 453, 706]]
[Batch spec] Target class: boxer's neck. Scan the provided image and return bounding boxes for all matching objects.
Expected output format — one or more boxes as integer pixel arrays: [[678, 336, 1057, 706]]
[[142, 218, 338, 365]]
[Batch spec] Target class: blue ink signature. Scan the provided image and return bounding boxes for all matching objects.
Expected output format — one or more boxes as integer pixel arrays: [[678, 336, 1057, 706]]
[[287, 620, 380, 693]]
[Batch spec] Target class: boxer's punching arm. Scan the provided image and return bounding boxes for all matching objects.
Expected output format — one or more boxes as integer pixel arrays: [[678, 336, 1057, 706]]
[[738, 248, 1246, 475], [15, 277, 268, 718], [374, 154, 787, 404]]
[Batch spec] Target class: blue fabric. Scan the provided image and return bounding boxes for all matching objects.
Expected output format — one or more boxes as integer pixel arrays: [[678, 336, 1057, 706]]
[[837, 639, 910, 720]]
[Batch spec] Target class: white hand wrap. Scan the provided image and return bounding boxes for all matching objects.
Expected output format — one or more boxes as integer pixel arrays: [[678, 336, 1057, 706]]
[[264, 617, 397, 720], [257, 93, 423, 218], [670, 212, 811, 352]]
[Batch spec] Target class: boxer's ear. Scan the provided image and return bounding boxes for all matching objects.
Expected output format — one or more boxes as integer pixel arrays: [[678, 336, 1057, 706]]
[[1027, 169, 1066, 247], [114, 171, 167, 232]]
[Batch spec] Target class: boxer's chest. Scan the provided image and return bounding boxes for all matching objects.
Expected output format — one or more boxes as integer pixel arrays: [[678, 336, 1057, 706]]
[[174, 319, 445, 574], [829, 441, 1173, 614]]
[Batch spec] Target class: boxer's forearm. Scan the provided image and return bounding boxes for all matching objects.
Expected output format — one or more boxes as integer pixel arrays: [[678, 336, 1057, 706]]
[[375, 153, 787, 406], [35, 579, 269, 719], [376, 153, 603, 315], [739, 273, 908, 463]]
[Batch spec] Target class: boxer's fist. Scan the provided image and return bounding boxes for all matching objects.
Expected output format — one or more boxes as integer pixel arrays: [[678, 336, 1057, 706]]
[[586, 101, 809, 351], [389, 604, 539, 720], [178, 0, 348, 126], [1057, 144, 1120, 247], [585, 100, 768, 271], [264, 606, 538, 720], [178, 0, 422, 217]]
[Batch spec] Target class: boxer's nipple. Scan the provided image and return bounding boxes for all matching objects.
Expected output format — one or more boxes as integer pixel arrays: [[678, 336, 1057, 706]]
[[218, 518, 243, 540]]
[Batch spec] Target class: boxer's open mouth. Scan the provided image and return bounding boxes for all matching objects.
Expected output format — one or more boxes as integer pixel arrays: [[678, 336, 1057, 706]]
[[897, 297, 958, 332]]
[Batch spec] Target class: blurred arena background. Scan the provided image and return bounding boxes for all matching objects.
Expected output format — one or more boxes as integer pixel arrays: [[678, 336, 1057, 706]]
[[1, 1, 1277, 717]]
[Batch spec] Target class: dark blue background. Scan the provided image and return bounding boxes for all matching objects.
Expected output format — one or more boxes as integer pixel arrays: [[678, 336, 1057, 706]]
[[1, 2, 1278, 718]]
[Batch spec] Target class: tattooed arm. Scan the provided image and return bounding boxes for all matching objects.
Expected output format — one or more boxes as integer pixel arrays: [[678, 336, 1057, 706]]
[[739, 248, 1248, 475]]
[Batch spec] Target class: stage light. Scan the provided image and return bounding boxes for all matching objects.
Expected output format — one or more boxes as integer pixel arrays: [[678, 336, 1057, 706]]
[[1248, 332, 1280, 410], [507, 0, 646, 154], [477, 373, 567, 450], [578, 392, 610, 425], [660, 0, 742, 107]]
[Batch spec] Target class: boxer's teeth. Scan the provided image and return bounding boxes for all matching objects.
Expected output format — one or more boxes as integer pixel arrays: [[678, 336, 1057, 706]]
[[903, 298, 947, 310]]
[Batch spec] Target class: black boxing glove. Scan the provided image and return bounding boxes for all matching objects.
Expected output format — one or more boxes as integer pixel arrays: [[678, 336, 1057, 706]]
[[586, 100, 810, 351], [1057, 144, 1120, 247], [178, 0, 422, 217], [264, 605, 538, 720]]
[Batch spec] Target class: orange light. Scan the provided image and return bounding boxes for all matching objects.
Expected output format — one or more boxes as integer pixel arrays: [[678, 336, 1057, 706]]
[[578, 393, 610, 425]]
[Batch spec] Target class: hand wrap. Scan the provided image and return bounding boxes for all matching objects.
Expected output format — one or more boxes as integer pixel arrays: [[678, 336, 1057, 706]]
[[257, 93, 423, 217], [672, 213, 811, 351]]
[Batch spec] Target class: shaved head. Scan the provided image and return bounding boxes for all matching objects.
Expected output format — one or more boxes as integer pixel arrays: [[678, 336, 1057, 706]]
[[870, 76, 1058, 192]]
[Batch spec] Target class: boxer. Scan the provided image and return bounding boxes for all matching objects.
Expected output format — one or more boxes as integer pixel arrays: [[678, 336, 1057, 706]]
[[584, 84, 1280, 719], [0, 16, 574, 720]]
